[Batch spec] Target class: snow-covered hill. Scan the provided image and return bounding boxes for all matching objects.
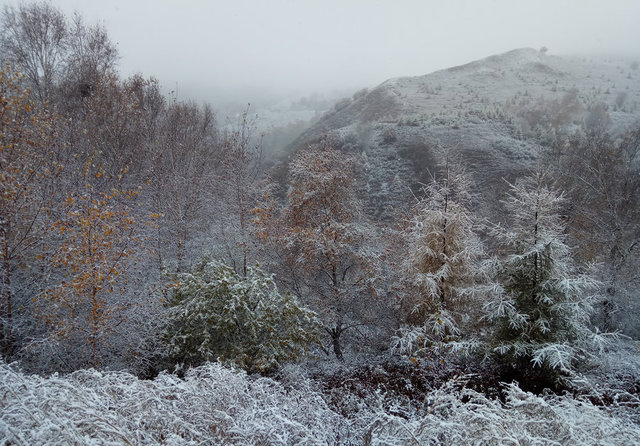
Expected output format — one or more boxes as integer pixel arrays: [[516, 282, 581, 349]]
[[286, 48, 640, 220]]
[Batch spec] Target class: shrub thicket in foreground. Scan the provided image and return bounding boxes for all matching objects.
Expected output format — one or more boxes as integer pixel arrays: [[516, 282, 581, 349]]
[[1, 361, 639, 445]]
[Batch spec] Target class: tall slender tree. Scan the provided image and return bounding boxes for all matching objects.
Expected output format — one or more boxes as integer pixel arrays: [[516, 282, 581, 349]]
[[393, 164, 487, 356], [150, 101, 218, 272], [217, 107, 263, 276], [261, 144, 379, 360], [485, 172, 602, 376], [42, 161, 143, 369]]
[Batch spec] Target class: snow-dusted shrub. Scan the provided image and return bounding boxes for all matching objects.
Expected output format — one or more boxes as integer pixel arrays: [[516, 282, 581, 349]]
[[569, 339, 640, 425], [485, 173, 605, 378], [364, 378, 640, 445], [0, 361, 349, 445], [161, 259, 318, 373], [380, 126, 397, 144]]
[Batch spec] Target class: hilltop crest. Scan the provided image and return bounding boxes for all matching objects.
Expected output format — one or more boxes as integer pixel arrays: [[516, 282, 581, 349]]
[[283, 48, 640, 220]]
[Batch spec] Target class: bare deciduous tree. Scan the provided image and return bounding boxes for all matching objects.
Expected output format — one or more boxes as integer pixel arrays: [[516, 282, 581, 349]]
[[216, 107, 264, 275], [0, 2, 67, 102], [549, 127, 640, 334], [150, 102, 219, 272]]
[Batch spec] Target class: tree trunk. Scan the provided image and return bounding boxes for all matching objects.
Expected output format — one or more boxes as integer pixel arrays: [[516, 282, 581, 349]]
[[328, 324, 344, 361], [1, 223, 12, 357], [176, 232, 184, 273], [90, 285, 100, 368], [239, 189, 248, 277]]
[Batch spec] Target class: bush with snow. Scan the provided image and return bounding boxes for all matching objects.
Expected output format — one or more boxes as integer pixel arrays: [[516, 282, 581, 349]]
[[364, 377, 640, 445], [161, 259, 318, 373], [0, 361, 349, 445]]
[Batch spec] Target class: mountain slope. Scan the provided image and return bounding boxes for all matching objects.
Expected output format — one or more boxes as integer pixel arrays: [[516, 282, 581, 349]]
[[286, 48, 640, 220]]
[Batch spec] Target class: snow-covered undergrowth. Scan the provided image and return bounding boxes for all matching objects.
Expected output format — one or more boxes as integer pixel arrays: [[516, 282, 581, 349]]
[[2, 360, 639, 445], [0, 362, 347, 445], [365, 379, 640, 445]]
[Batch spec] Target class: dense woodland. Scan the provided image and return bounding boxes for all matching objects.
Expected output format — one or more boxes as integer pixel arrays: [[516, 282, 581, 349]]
[[1, 3, 639, 444]]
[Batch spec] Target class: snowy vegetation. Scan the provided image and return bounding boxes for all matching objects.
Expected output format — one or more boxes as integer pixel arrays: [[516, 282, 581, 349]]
[[2, 358, 639, 445], [161, 260, 318, 373], [1, 2, 639, 444], [393, 163, 488, 356], [485, 173, 608, 376], [0, 361, 347, 445]]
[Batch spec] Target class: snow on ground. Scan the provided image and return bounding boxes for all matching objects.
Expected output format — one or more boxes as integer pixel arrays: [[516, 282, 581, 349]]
[[0, 361, 346, 445], [2, 357, 639, 445]]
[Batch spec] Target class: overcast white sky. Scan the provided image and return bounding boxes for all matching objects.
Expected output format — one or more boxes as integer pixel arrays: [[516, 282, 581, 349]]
[[6, 0, 640, 105]]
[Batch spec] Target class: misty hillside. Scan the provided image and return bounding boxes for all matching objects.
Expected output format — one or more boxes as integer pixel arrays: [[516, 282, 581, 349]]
[[288, 48, 640, 218], [2, 2, 640, 443]]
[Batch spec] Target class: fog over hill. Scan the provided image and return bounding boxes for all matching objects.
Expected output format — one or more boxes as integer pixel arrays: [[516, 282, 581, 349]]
[[2, 1, 640, 442], [283, 48, 640, 220]]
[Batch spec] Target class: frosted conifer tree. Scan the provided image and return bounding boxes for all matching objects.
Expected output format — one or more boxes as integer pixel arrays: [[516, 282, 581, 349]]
[[486, 172, 603, 375], [394, 165, 487, 356]]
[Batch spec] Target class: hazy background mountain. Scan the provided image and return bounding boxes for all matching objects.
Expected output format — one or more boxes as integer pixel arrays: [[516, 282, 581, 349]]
[[281, 48, 640, 220], [27, 1, 640, 109]]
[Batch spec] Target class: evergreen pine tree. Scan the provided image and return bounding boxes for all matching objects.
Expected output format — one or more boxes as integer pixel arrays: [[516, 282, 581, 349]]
[[486, 172, 603, 377], [394, 165, 487, 356]]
